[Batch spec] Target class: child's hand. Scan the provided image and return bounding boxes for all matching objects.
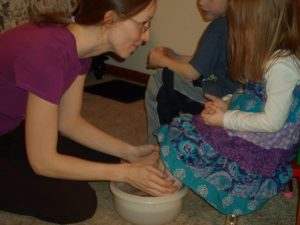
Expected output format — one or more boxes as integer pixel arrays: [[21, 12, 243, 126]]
[[147, 47, 178, 69], [147, 47, 168, 69], [201, 103, 225, 127], [159, 47, 178, 60], [204, 93, 228, 112]]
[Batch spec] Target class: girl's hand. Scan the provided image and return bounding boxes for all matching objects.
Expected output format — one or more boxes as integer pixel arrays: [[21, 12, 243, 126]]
[[201, 103, 225, 127], [124, 162, 178, 196], [159, 47, 178, 59], [147, 47, 178, 69], [204, 93, 228, 112], [147, 47, 167, 69]]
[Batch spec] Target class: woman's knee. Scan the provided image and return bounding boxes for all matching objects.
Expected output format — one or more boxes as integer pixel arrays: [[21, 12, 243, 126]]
[[67, 184, 97, 223], [37, 182, 98, 224]]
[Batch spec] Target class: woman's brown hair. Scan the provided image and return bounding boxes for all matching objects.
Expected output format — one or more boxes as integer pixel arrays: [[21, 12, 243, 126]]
[[75, 0, 153, 25], [227, 0, 300, 83], [30, 0, 153, 25]]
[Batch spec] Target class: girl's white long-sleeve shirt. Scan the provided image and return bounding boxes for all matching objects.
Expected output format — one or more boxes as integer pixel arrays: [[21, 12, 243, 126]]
[[224, 55, 300, 132]]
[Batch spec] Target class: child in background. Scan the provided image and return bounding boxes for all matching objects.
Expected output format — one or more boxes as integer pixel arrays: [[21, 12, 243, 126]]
[[156, 0, 300, 224], [145, 0, 239, 144]]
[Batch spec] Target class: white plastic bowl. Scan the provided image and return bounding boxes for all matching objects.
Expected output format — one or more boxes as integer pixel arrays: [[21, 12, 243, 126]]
[[110, 182, 188, 225]]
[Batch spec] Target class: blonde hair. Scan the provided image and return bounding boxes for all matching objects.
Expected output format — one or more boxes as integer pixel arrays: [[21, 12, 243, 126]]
[[227, 0, 300, 83], [30, 0, 78, 24]]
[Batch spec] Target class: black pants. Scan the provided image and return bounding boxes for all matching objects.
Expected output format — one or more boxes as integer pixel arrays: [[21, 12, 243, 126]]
[[0, 122, 119, 224], [156, 68, 204, 125]]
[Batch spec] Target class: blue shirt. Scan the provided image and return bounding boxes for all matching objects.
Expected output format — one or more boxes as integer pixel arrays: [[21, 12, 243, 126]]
[[190, 16, 239, 96]]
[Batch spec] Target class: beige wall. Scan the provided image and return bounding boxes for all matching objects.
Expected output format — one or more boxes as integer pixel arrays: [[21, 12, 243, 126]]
[[107, 0, 209, 74]]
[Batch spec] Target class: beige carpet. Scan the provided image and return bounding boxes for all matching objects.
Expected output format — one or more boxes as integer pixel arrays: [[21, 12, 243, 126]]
[[0, 75, 297, 225]]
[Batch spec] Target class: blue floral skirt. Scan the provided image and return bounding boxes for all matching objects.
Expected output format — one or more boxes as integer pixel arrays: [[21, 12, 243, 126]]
[[156, 114, 292, 215]]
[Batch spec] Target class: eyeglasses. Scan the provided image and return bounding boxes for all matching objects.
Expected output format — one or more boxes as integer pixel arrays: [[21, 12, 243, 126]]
[[129, 18, 152, 33]]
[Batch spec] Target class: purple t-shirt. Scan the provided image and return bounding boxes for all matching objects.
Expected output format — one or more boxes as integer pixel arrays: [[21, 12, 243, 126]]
[[0, 23, 92, 135]]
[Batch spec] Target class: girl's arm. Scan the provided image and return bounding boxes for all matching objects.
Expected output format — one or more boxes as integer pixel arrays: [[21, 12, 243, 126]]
[[148, 47, 200, 80], [224, 57, 300, 132]]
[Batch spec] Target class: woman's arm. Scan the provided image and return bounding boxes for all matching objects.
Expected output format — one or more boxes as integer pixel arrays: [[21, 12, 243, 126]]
[[25, 75, 176, 196], [57, 75, 140, 161]]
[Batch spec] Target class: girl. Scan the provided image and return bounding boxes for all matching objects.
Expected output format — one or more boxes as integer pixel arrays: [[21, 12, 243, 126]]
[[156, 0, 300, 224], [0, 0, 177, 223]]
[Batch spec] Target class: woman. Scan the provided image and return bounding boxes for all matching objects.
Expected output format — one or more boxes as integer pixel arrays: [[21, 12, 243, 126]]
[[0, 0, 177, 223]]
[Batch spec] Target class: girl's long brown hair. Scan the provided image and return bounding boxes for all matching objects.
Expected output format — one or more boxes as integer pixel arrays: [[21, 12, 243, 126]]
[[227, 0, 300, 83]]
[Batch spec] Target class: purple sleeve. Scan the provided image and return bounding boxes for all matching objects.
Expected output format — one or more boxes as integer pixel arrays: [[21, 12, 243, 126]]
[[13, 46, 71, 104], [79, 58, 92, 75]]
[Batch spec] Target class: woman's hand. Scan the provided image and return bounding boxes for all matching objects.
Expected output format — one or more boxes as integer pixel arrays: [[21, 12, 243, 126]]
[[158, 159, 183, 190], [124, 162, 178, 196], [126, 144, 159, 165], [122, 145, 179, 196]]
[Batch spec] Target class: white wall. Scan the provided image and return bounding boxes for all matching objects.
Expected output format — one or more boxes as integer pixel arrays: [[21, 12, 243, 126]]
[[107, 0, 209, 74]]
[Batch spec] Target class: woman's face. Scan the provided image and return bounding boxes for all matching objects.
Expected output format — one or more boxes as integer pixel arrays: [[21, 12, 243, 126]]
[[108, 0, 157, 59]]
